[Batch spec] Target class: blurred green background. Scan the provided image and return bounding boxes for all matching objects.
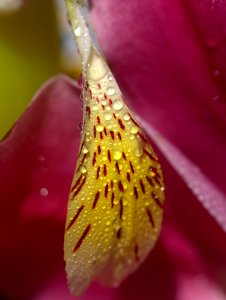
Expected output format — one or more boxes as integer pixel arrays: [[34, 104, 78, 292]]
[[0, 0, 79, 138]]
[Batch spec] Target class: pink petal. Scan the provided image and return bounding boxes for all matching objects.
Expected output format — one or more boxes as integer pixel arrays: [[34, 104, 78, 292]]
[[142, 122, 226, 232], [0, 75, 82, 299], [91, 0, 226, 209]]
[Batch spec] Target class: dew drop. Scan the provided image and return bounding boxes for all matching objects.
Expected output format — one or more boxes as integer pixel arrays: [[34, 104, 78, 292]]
[[106, 87, 116, 96], [108, 75, 113, 81], [74, 26, 82, 37], [135, 148, 143, 157], [130, 126, 138, 134], [96, 125, 104, 132], [106, 220, 111, 226], [123, 113, 130, 121], [113, 150, 122, 160], [40, 187, 49, 197], [81, 167, 87, 174], [104, 113, 112, 121], [91, 104, 99, 111], [82, 147, 89, 154], [113, 101, 123, 111]]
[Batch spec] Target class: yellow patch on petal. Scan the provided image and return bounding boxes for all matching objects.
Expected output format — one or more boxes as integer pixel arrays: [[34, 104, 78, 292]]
[[64, 47, 165, 295]]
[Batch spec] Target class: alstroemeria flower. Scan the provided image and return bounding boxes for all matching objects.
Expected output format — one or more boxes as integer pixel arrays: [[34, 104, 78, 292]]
[[1, 0, 226, 300]]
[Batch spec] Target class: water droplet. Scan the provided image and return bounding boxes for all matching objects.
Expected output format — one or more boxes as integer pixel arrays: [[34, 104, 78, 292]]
[[113, 101, 123, 111], [113, 150, 122, 160], [135, 148, 143, 157], [106, 106, 111, 111], [130, 135, 135, 140], [101, 100, 107, 105], [108, 75, 113, 81], [104, 113, 112, 121], [96, 125, 104, 132], [213, 69, 220, 77], [106, 220, 111, 226], [123, 113, 130, 121], [106, 87, 115, 96], [81, 167, 87, 174], [82, 147, 89, 154], [130, 126, 138, 134], [91, 104, 99, 111], [74, 26, 82, 37], [40, 187, 48, 197]]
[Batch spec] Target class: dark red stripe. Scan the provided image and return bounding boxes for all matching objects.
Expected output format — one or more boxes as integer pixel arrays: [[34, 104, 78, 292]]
[[73, 224, 91, 252], [96, 116, 100, 124], [111, 180, 114, 189], [127, 172, 131, 182], [98, 145, 101, 154], [118, 181, 124, 192], [93, 125, 96, 138], [146, 175, 154, 187], [146, 208, 155, 227], [137, 132, 148, 143], [143, 148, 158, 162], [92, 191, 100, 209], [152, 191, 163, 208], [116, 162, 120, 175], [122, 152, 127, 161], [140, 179, 145, 194], [119, 198, 123, 219], [117, 228, 122, 239], [96, 166, 100, 179], [104, 127, 107, 136], [103, 164, 107, 176], [71, 174, 83, 191], [129, 114, 140, 128], [134, 186, 138, 199], [100, 132, 103, 139], [111, 192, 115, 207], [66, 205, 84, 231], [73, 176, 86, 197], [118, 132, 122, 140], [108, 150, 111, 162], [130, 161, 134, 174], [118, 119, 125, 130], [86, 107, 90, 118], [110, 131, 114, 140], [105, 184, 109, 198]]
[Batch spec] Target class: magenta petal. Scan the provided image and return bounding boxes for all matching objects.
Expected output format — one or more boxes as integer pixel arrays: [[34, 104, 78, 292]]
[[91, 0, 226, 197], [0, 75, 82, 299], [142, 122, 226, 232]]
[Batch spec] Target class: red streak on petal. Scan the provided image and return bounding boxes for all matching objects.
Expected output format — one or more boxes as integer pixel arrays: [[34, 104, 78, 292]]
[[130, 161, 135, 174], [92, 191, 100, 209], [116, 162, 120, 175], [118, 119, 125, 130], [119, 198, 123, 219], [110, 131, 115, 140], [66, 205, 84, 231], [96, 166, 100, 179], [71, 174, 83, 191], [103, 164, 107, 176], [108, 150, 112, 162], [118, 181, 124, 192], [122, 152, 127, 161], [134, 186, 138, 199], [98, 145, 101, 154], [73, 176, 87, 197], [111, 192, 115, 207], [127, 172, 131, 182], [140, 179, 145, 194], [118, 132, 122, 140], [152, 191, 163, 208], [117, 228, 122, 239], [73, 224, 91, 252], [105, 184, 109, 198], [146, 208, 155, 227]]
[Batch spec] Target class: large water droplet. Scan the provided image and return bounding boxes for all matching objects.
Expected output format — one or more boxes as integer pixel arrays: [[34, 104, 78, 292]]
[[113, 150, 122, 160], [74, 26, 82, 37], [96, 125, 104, 132], [123, 113, 130, 121], [113, 101, 123, 111], [135, 148, 143, 157], [40, 187, 49, 197], [82, 147, 89, 154], [104, 113, 112, 121], [130, 126, 138, 134], [91, 104, 99, 111], [106, 87, 116, 96]]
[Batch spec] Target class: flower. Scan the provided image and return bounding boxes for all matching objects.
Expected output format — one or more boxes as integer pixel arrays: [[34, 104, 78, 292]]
[[1, 0, 226, 299]]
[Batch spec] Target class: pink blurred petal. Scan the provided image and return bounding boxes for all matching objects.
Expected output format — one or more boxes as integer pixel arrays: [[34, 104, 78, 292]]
[[91, 0, 226, 198], [142, 121, 226, 232], [0, 75, 82, 299]]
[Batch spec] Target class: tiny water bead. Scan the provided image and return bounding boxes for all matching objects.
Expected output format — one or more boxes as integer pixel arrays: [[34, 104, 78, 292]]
[[81, 167, 87, 174], [135, 147, 143, 157], [106, 87, 116, 96], [74, 26, 82, 37], [82, 147, 89, 154]]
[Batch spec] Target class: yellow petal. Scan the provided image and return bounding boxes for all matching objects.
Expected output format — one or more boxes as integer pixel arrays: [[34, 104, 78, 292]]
[[64, 1, 165, 296]]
